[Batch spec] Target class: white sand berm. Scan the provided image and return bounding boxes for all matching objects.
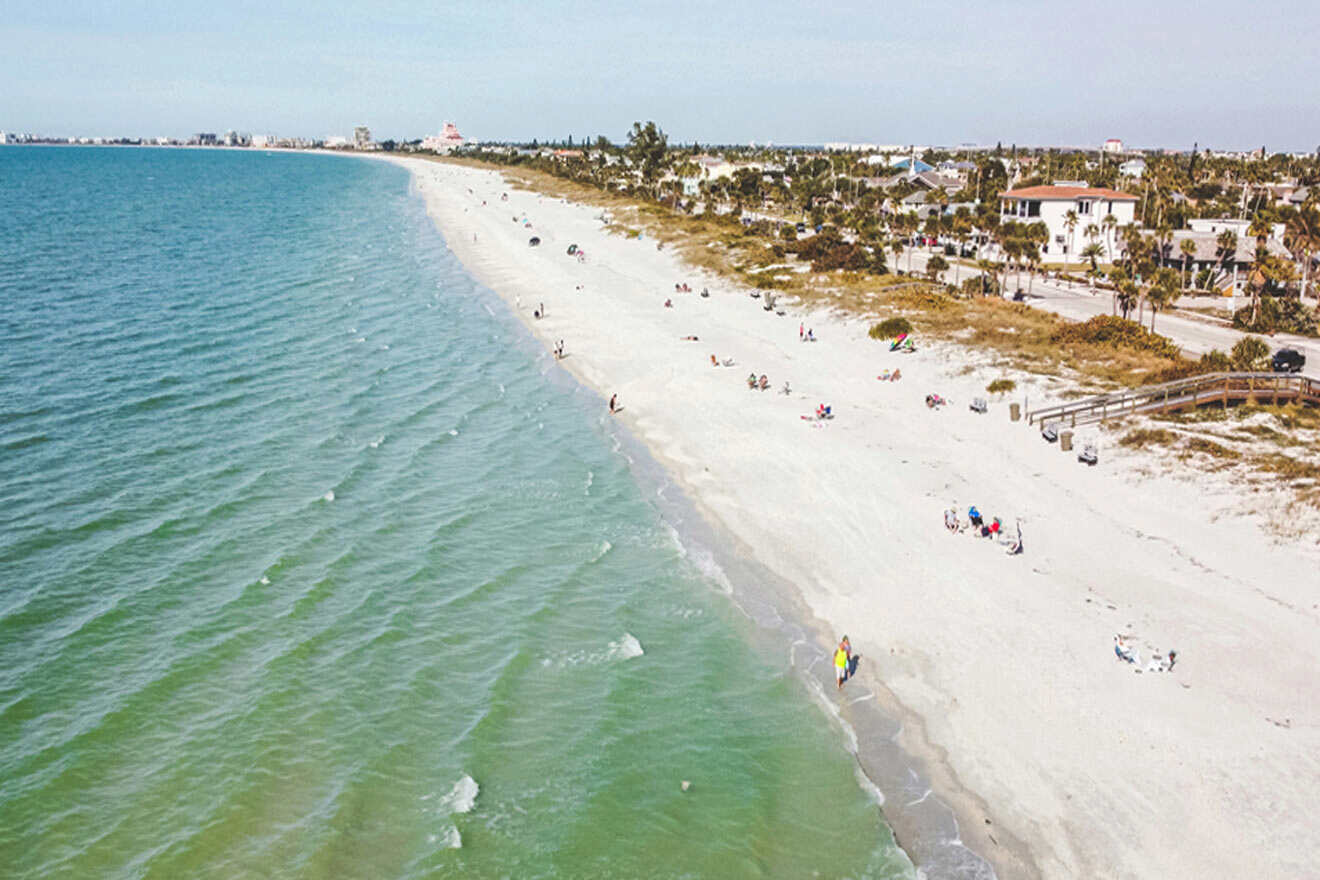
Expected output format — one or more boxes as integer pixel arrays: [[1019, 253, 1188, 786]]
[[383, 154, 1319, 879]]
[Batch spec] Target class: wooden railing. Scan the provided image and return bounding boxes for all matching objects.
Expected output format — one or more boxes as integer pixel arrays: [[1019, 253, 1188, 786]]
[[1026, 372, 1319, 428]]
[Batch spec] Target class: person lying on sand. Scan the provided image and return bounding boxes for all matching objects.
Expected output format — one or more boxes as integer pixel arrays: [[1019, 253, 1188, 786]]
[[711, 354, 719, 367], [680, 335, 699, 341], [664, 299, 673, 308]]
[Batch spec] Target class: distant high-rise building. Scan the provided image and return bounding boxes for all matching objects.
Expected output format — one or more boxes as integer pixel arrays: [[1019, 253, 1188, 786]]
[[354, 126, 372, 148]]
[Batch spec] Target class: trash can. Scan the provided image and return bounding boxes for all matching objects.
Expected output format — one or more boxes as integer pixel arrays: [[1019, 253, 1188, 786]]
[[1060, 431, 1073, 451], [1010, 403, 1021, 422]]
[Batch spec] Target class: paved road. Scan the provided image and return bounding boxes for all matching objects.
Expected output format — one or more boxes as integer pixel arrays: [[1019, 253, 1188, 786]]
[[897, 246, 1320, 368]]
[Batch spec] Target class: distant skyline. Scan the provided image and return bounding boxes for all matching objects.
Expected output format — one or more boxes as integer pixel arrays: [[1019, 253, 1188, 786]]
[[4, 0, 1319, 151]]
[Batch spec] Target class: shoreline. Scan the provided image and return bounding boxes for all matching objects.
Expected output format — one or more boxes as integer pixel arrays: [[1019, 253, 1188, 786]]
[[373, 153, 1319, 879]]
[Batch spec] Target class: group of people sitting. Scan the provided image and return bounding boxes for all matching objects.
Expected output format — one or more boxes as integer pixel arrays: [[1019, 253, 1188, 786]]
[[747, 373, 770, 391], [925, 393, 947, 409], [944, 506, 1024, 555], [710, 354, 735, 367], [674, 282, 692, 293], [877, 369, 902, 382], [815, 403, 834, 419], [554, 340, 565, 359]]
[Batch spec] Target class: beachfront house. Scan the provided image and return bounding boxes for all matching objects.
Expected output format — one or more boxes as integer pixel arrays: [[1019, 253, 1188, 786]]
[[999, 182, 1138, 263], [1151, 229, 1292, 295], [1118, 158, 1146, 179]]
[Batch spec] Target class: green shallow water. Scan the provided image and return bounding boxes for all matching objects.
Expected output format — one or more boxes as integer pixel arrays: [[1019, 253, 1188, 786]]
[[0, 147, 911, 879]]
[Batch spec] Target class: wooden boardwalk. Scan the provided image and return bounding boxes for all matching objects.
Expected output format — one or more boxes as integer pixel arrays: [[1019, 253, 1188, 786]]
[[1026, 372, 1320, 428]]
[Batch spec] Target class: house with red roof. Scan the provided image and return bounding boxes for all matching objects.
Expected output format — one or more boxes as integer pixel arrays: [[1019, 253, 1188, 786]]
[[999, 181, 1138, 263]]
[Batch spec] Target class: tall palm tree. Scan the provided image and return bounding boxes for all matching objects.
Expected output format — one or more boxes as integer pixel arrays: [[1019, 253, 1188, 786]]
[[1247, 214, 1272, 324], [1101, 213, 1119, 261], [1179, 237, 1198, 292], [1283, 204, 1320, 305], [1064, 209, 1078, 270], [1081, 242, 1104, 290], [1216, 230, 1239, 297]]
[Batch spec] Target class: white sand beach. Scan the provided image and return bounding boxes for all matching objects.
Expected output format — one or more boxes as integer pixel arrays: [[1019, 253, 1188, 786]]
[[383, 155, 1319, 879]]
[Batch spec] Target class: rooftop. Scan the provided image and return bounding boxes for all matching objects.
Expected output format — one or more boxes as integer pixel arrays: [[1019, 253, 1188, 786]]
[[1000, 185, 1137, 201]]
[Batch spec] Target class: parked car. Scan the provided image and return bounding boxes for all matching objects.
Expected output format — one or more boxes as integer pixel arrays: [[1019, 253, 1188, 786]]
[[1271, 348, 1306, 373], [795, 222, 806, 234]]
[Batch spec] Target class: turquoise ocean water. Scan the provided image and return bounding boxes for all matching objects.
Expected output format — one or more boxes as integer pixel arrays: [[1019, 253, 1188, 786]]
[[0, 147, 910, 878]]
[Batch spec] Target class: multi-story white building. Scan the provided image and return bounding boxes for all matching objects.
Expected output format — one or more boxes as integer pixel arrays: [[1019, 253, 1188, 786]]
[[353, 126, 371, 148], [999, 182, 1138, 262], [1102, 138, 1124, 154]]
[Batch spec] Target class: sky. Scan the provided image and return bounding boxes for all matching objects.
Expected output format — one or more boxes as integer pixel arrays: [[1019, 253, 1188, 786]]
[[4, 0, 1319, 151]]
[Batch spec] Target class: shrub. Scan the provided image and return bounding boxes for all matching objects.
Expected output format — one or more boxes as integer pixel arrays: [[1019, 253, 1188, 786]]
[[1142, 348, 1234, 384], [1183, 437, 1240, 459], [986, 378, 1016, 395], [962, 274, 1000, 298], [869, 317, 912, 339], [780, 225, 797, 241], [1230, 335, 1271, 372], [1232, 296, 1319, 337], [1050, 315, 1183, 359], [1119, 428, 1177, 448], [1198, 349, 1232, 372]]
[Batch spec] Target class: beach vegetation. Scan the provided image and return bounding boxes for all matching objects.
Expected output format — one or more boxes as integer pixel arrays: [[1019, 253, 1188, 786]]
[[1119, 428, 1178, 448], [986, 378, 1016, 395], [1230, 336, 1271, 372], [869, 317, 912, 339]]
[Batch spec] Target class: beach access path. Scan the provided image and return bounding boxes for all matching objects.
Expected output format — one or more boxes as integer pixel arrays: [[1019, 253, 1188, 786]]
[[388, 155, 1320, 880]]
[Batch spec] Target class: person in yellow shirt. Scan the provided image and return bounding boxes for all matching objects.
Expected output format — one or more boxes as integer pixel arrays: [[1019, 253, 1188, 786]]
[[834, 637, 850, 689]]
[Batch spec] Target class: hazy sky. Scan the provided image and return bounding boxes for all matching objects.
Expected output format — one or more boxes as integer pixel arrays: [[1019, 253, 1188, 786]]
[[5, 0, 1318, 150]]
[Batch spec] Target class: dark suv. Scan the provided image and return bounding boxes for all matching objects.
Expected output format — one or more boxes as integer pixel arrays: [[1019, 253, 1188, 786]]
[[1271, 348, 1306, 373]]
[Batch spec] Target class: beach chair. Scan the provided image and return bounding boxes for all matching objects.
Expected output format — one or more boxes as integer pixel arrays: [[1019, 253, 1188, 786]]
[[1078, 443, 1099, 466], [1040, 423, 1059, 443], [969, 397, 988, 414]]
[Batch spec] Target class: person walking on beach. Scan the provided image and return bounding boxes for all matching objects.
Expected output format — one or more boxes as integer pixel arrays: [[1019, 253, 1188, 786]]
[[834, 638, 850, 689], [800, 322, 804, 341], [609, 394, 618, 414]]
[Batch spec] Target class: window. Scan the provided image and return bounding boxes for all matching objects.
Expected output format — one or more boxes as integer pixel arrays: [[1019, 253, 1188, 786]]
[[1026, 201, 1041, 217], [1077, 200, 1093, 215]]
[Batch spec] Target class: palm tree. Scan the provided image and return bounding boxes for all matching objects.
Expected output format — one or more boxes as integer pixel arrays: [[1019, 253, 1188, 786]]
[[1063, 209, 1079, 276], [1101, 213, 1119, 260], [1283, 204, 1320, 305], [951, 210, 973, 290], [1147, 267, 1180, 331], [1216, 230, 1239, 297], [1247, 214, 1272, 324], [926, 254, 949, 284], [1081, 242, 1105, 291], [1179, 237, 1197, 293]]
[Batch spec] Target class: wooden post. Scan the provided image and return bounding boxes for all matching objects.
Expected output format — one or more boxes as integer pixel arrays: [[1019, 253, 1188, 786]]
[[1010, 402, 1020, 422], [1060, 430, 1073, 451]]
